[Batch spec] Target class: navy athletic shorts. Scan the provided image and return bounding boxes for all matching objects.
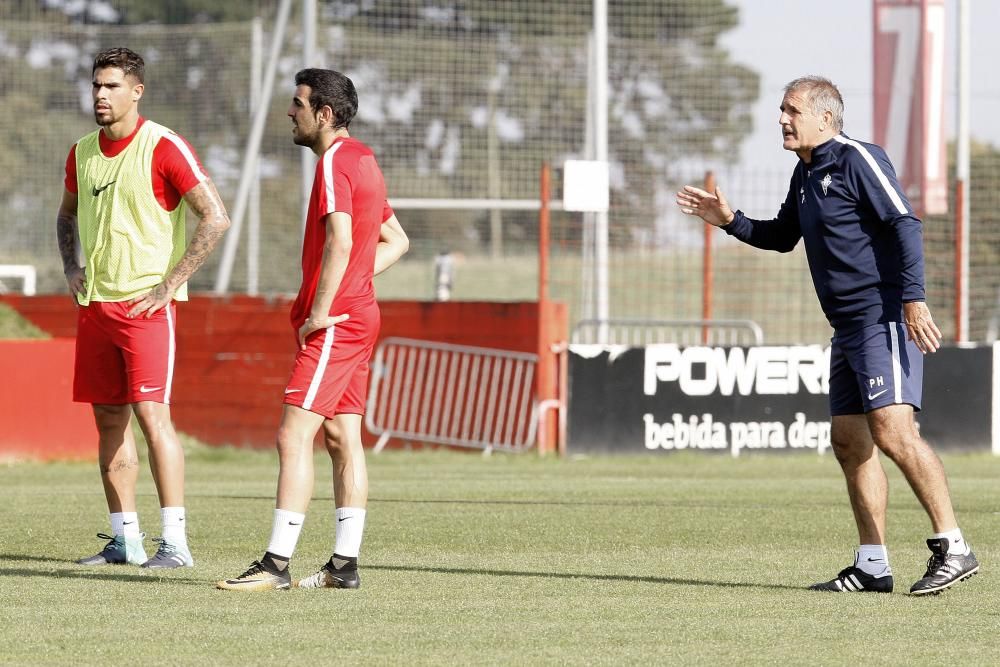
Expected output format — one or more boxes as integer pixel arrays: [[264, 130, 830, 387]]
[[828, 322, 923, 416]]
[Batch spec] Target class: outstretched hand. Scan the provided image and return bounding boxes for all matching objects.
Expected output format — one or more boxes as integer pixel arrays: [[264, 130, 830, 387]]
[[903, 301, 942, 354], [298, 313, 351, 350], [675, 185, 735, 228]]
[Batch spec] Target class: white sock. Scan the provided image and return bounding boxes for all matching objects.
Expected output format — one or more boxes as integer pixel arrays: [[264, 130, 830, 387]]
[[111, 512, 141, 539], [267, 509, 306, 559], [855, 544, 892, 577], [933, 528, 970, 555], [161, 506, 187, 547], [334, 507, 367, 558]]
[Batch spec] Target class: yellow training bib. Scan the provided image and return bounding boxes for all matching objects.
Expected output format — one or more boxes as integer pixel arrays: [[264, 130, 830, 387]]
[[74, 121, 189, 304]]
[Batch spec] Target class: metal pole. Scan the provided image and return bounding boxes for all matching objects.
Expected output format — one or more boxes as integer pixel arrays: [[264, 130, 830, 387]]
[[539, 162, 551, 304], [580, 33, 595, 329], [214, 0, 293, 294], [702, 171, 716, 344], [301, 0, 318, 234], [955, 0, 970, 342], [487, 67, 503, 259], [247, 17, 262, 296], [593, 0, 609, 343], [538, 162, 554, 456]]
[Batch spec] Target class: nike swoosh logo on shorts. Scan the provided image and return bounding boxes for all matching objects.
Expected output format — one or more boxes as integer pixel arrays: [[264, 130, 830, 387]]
[[867, 388, 889, 400], [285, 388, 302, 394], [139, 385, 162, 393]]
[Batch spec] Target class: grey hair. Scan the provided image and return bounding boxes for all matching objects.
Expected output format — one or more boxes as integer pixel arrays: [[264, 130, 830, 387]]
[[784, 76, 844, 132]]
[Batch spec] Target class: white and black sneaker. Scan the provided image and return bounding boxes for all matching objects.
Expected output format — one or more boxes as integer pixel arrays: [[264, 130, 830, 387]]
[[140, 538, 194, 569], [909, 538, 979, 596], [295, 556, 360, 589], [809, 566, 893, 593]]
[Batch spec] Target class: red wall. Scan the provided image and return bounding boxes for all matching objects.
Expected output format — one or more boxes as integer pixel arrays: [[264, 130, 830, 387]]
[[0, 295, 566, 458], [0, 339, 98, 460]]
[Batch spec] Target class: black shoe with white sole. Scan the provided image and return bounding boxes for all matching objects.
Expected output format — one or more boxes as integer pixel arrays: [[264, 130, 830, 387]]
[[809, 566, 893, 593], [295, 556, 361, 589], [909, 538, 979, 596]]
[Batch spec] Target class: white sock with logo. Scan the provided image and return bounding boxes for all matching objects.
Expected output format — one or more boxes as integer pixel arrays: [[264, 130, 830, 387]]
[[855, 544, 892, 577], [161, 507, 187, 547], [933, 528, 970, 555], [267, 509, 306, 559], [334, 507, 367, 558], [111, 512, 141, 539]]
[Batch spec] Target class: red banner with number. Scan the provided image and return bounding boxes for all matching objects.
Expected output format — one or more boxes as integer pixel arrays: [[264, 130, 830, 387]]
[[873, 0, 947, 216]]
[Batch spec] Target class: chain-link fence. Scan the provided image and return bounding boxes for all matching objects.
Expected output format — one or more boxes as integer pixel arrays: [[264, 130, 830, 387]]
[[2, 0, 998, 344]]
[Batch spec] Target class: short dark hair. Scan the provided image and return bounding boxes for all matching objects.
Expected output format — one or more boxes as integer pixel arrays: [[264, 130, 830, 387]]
[[93, 47, 145, 84], [294, 68, 358, 130]]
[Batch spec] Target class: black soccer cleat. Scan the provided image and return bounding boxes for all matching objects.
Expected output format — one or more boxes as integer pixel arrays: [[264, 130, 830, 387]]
[[909, 538, 979, 596], [809, 566, 893, 593], [295, 556, 361, 589], [76, 532, 147, 566]]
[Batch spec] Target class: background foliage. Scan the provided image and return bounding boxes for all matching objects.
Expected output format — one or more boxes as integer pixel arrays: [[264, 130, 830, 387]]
[[2, 1, 998, 343]]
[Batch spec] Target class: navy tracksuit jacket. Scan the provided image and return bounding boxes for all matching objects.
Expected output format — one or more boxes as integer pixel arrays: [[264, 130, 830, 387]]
[[723, 133, 926, 334]]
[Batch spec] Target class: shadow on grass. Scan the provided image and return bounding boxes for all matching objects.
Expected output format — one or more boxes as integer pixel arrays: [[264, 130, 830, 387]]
[[186, 493, 844, 510], [191, 494, 1000, 515], [0, 554, 203, 585], [0, 553, 68, 565], [365, 562, 802, 591]]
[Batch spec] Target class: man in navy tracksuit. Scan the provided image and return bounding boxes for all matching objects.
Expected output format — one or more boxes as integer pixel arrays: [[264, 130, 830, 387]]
[[676, 76, 978, 595]]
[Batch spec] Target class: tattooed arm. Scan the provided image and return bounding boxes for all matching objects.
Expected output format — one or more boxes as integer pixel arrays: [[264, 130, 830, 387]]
[[56, 189, 85, 302], [127, 178, 231, 319]]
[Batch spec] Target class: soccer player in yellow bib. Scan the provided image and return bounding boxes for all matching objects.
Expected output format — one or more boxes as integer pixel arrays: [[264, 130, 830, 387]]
[[56, 47, 231, 569]]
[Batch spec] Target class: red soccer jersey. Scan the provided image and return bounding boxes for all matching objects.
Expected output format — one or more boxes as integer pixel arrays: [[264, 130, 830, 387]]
[[290, 137, 394, 330], [64, 116, 207, 210]]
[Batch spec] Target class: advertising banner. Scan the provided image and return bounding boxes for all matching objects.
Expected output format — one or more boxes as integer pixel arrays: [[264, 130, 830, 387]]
[[567, 344, 995, 455]]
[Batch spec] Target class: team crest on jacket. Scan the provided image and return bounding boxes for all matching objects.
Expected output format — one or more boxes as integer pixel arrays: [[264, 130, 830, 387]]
[[821, 173, 832, 195]]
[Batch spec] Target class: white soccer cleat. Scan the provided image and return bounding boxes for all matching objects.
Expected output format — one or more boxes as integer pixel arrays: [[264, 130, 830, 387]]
[[140, 538, 194, 568]]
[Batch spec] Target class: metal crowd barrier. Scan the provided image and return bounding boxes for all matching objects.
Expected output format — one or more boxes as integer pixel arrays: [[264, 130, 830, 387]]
[[365, 337, 539, 454], [571, 318, 764, 346]]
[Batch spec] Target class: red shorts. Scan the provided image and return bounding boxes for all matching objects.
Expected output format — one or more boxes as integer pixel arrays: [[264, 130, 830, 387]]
[[73, 301, 177, 405], [284, 310, 379, 419]]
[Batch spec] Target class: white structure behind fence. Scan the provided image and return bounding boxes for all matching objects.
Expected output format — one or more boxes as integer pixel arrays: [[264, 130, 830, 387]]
[[571, 318, 764, 346]]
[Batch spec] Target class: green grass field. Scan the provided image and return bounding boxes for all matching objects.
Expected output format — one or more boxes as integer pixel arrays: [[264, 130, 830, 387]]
[[1, 447, 997, 665], [0, 303, 47, 339]]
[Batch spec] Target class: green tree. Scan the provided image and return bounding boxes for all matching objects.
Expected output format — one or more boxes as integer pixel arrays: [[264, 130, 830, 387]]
[[111, 0, 270, 24], [330, 0, 758, 247], [1, 0, 760, 292]]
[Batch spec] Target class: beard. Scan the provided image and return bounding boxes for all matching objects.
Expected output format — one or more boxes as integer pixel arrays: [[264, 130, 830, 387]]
[[292, 126, 317, 147], [94, 108, 115, 127]]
